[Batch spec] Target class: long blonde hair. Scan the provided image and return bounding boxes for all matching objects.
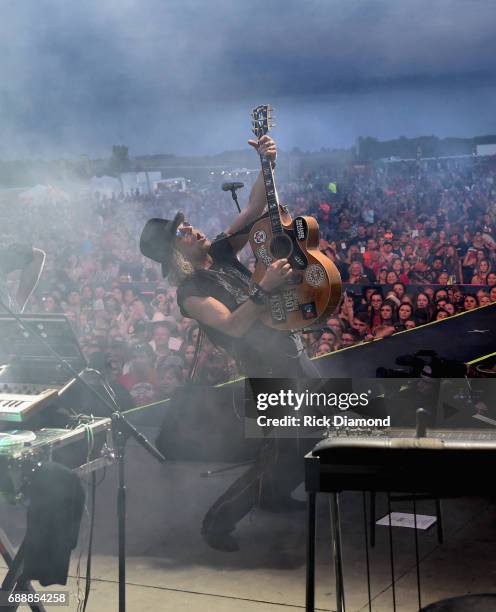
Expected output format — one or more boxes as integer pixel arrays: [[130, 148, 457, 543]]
[[168, 248, 195, 286]]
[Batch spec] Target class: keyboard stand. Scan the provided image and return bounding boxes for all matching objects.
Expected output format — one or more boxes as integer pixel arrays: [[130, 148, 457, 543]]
[[304, 428, 496, 612], [329, 493, 345, 612], [0, 420, 114, 610], [0, 530, 46, 612], [306, 454, 346, 612]]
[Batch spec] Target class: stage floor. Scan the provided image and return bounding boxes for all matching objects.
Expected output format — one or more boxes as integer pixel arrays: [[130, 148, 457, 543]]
[[1, 431, 495, 612]]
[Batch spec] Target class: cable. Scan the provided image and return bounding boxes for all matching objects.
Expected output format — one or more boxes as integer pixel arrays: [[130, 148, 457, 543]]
[[387, 492, 397, 612], [75, 482, 91, 612], [412, 492, 422, 611], [75, 524, 84, 611], [82, 472, 96, 612], [75, 421, 98, 612], [188, 327, 205, 380], [75, 466, 105, 611], [82, 419, 95, 464]]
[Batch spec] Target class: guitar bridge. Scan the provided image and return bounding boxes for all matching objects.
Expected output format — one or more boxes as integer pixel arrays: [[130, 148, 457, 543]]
[[282, 288, 300, 312], [287, 272, 303, 285], [269, 294, 286, 323], [269, 289, 300, 324]]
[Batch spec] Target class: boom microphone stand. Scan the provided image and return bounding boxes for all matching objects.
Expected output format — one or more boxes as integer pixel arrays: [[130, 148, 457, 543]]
[[0, 300, 166, 612], [221, 181, 244, 213]]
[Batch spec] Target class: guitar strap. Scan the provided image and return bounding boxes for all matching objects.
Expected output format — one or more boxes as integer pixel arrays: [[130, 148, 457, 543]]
[[210, 211, 270, 248]]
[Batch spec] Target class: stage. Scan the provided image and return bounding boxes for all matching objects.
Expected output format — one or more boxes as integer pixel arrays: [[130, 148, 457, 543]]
[[1, 431, 495, 611], [313, 303, 496, 378]]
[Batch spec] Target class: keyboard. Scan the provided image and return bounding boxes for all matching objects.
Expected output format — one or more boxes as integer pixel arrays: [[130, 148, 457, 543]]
[[0, 385, 60, 422]]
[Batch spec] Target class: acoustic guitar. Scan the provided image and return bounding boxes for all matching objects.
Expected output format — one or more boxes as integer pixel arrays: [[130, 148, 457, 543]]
[[249, 104, 342, 330]]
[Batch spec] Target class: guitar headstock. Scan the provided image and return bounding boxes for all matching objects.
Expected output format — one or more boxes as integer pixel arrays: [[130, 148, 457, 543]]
[[251, 104, 275, 140]]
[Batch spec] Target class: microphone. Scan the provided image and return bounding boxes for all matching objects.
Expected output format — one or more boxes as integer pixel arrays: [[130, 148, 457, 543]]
[[415, 408, 430, 438], [222, 182, 244, 192]]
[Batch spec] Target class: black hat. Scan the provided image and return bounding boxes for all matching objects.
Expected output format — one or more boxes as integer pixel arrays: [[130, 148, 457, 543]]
[[132, 319, 148, 335], [139, 212, 184, 277]]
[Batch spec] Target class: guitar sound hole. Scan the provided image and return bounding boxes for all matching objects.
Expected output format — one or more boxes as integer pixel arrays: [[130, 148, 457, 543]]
[[269, 234, 293, 259]]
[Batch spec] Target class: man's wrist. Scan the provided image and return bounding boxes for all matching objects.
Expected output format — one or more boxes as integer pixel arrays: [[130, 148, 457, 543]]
[[248, 283, 269, 306]]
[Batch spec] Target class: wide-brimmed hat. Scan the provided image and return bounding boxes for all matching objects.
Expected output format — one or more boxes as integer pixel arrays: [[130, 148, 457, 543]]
[[151, 313, 179, 334], [139, 212, 184, 277]]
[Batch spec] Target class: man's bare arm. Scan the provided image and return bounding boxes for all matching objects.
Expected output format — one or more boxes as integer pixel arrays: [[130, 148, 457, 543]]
[[183, 295, 264, 338], [225, 135, 276, 252], [182, 258, 292, 337]]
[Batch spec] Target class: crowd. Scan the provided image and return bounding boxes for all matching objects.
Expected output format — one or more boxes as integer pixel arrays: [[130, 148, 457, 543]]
[[296, 158, 496, 357], [1, 155, 495, 406]]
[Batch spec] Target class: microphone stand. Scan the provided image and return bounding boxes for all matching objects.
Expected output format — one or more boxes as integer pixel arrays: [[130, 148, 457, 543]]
[[0, 300, 165, 612], [227, 187, 242, 213]]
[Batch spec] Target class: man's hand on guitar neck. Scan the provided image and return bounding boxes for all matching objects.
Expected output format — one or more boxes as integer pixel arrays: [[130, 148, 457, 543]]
[[248, 134, 276, 165]]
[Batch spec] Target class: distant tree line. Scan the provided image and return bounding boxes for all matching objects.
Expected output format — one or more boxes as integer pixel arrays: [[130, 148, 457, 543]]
[[357, 134, 496, 162], [1, 134, 496, 188]]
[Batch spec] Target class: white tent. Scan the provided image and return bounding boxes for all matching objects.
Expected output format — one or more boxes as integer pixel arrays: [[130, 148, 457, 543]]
[[88, 175, 122, 196], [120, 171, 161, 194], [18, 184, 70, 205]]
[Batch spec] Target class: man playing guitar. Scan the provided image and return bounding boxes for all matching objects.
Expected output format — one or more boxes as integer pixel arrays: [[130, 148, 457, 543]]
[[140, 135, 319, 551], [140, 135, 318, 378]]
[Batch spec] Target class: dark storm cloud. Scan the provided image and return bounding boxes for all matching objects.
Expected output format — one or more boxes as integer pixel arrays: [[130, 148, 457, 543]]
[[1, 0, 495, 158]]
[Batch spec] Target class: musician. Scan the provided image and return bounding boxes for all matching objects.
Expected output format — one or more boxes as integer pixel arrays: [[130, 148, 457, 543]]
[[140, 137, 316, 378], [0, 243, 46, 312], [140, 135, 319, 551]]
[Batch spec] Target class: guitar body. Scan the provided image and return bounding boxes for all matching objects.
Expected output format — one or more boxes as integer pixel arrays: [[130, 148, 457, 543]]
[[249, 209, 342, 330], [249, 104, 342, 330]]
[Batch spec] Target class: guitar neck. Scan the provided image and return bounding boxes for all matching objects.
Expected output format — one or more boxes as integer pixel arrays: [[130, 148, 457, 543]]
[[259, 153, 283, 234]]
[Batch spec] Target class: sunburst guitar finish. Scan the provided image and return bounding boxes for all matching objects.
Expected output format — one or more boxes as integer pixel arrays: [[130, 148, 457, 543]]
[[249, 210, 341, 330]]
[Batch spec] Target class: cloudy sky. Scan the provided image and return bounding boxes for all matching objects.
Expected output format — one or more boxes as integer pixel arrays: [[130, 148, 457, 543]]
[[1, 0, 496, 158]]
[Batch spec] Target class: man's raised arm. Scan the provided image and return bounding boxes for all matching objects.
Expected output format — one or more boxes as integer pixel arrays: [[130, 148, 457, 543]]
[[225, 135, 276, 252]]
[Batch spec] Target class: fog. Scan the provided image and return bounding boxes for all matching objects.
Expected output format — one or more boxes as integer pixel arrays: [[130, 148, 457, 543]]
[[1, 0, 496, 158]]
